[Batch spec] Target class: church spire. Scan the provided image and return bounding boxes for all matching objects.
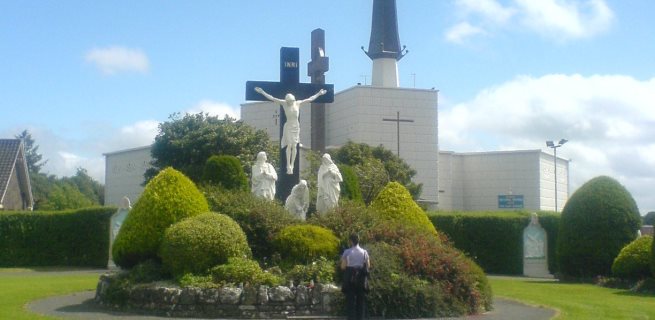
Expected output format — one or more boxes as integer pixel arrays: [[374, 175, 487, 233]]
[[362, 0, 407, 87]]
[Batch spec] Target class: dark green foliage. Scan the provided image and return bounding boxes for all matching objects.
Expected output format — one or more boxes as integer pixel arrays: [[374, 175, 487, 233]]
[[210, 257, 282, 286], [202, 186, 298, 261], [160, 212, 252, 276], [30, 168, 104, 210], [147, 112, 276, 183], [273, 224, 340, 265], [338, 164, 362, 202], [353, 158, 389, 204], [285, 257, 337, 285], [309, 201, 381, 249], [202, 155, 248, 191], [0, 207, 114, 267], [429, 211, 560, 275], [558, 176, 641, 278], [611, 236, 652, 279], [370, 182, 437, 236], [112, 168, 209, 268], [330, 141, 422, 200], [643, 211, 655, 225], [15, 129, 46, 174], [652, 233, 655, 277]]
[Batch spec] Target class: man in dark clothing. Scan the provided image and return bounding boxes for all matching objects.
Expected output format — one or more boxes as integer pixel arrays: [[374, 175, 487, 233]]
[[341, 233, 370, 320]]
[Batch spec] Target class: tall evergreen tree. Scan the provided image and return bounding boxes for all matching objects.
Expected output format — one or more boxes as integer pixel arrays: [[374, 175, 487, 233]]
[[15, 129, 47, 174]]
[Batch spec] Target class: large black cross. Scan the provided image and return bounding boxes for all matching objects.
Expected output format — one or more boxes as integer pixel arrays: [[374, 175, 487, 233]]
[[246, 47, 334, 201]]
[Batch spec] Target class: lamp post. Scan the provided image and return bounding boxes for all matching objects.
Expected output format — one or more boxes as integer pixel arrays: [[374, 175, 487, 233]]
[[546, 139, 568, 212]]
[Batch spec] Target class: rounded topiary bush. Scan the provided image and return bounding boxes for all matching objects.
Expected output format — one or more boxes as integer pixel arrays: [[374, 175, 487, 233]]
[[160, 212, 251, 276], [203, 186, 299, 261], [557, 176, 641, 278], [210, 257, 282, 286], [202, 155, 248, 191], [370, 181, 437, 236], [612, 236, 653, 279], [273, 224, 340, 265], [112, 167, 209, 268]]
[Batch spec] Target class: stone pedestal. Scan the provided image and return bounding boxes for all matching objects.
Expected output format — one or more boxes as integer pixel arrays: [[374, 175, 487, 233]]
[[523, 258, 551, 278]]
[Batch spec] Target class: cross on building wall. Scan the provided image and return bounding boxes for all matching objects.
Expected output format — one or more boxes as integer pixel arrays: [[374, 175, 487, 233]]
[[246, 47, 334, 201], [382, 111, 415, 157]]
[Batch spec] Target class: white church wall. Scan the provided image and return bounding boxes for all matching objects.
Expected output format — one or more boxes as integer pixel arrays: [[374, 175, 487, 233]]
[[240, 101, 280, 144], [539, 152, 569, 212], [104, 146, 152, 207], [326, 86, 439, 203]]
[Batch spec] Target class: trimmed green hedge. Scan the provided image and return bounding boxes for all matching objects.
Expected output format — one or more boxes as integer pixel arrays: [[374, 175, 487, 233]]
[[0, 207, 114, 267], [429, 211, 560, 275]]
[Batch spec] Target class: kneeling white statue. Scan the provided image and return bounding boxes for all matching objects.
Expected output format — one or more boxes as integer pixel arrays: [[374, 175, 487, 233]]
[[285, 179, 310, 220], [251, 151, 277, 200], [316, 154, 342, 214]]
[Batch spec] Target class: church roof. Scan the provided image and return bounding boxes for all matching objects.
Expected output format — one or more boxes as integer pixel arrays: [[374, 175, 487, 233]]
[[0, 139, 33, 209]]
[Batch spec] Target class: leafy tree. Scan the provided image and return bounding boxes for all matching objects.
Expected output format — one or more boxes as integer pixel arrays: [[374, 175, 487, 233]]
[[557, 176, 641, 278], [146, 113, 277, 183], [37, 182, 94, 210], [338, 164, 363, 202], [63, 168, 104, 205], [331, 141, 422, 201], [354, 158, 390, 204], [643, 211, 655, 225], [15, 130, 47, 174]]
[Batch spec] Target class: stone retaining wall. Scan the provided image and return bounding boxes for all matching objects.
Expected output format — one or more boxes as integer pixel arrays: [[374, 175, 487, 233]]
[[95, 273, 343, 318]]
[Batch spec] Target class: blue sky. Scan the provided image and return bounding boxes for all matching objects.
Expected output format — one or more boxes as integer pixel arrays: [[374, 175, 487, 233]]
[[2, 1, 654, 213]]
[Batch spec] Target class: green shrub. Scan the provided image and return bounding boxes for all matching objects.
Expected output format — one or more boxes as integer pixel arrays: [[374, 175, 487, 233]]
[[370, 182, 436, 236], [273, 224, 340, 265], [652, 234, 655, 277], [160, 212, 251, 276], [612, 236, 653, 279], [178, 273, 216, 288], [202, 155, 248, 191], [308, 201, 380, 249], [285, 257, 337, 285], [210, 257, 282, 286], [0, 207, 114, 267], [429, 211, 560, 275], [557, 176, 641, 278], [338, 164, 362, 203], [112, 168, 209, 268], [203, 186, 299, 261]]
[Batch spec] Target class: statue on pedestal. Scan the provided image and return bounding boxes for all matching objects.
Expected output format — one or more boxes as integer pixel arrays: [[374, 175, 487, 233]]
[[254, 87, 327, 174], [251, 151, 277, 200], [285, 180, 310, 220], [316, 153, 342, 214]]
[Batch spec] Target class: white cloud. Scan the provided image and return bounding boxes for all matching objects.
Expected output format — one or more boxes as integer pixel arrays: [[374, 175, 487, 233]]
[[447, 0, 614, 43], [440, 74, 655, 213], [186, 100, 240, 120], [515, 0, 614, 39], [85, 46, 150, 75], [445, 22, 488, 44]]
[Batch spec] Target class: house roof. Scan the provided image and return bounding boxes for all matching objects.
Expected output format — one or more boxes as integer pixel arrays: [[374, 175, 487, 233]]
[[0, 139, 33, 209]]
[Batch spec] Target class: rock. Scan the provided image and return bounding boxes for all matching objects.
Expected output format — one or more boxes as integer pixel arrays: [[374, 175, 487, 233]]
[[269, 286, 294, 302], [199, 288, 220, 304], [295, 286, 309, 305], [258, 286, 269, 304], [219, 287, 243, 305], [179, 287, 200, 305]]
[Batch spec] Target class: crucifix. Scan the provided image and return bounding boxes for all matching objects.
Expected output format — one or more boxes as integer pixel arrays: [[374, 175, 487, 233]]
[[246, 47, 334, 201], [308, 28, 330, 153], [382, 111, 414, 157]]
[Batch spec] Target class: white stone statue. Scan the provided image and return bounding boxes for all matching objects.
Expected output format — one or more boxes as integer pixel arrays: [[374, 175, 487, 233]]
[[316, 153, 342, 214], [285, 179, 310, 220], [524, 213, 546, 259], [251, 151, 278, 200], [254, 87, 327, 174]]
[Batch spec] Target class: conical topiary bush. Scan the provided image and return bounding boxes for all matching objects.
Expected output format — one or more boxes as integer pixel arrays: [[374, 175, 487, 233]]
[[370, 181, 437, 236], [112, 167, 209, 268]]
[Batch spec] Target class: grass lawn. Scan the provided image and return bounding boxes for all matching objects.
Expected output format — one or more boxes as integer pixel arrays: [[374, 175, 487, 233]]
[[0, 268, 101, 320], [490, 277, 655, 320]]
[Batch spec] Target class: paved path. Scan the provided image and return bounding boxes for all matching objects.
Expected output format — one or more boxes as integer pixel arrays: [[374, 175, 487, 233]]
[[28, 290, 556, 320]]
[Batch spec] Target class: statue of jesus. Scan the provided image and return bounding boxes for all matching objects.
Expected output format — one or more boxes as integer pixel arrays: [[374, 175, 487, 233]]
[[255, 87, 327, 174]]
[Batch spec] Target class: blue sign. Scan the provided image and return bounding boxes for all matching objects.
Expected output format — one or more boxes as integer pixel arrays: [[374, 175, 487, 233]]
[[498, 195, 524, 209]]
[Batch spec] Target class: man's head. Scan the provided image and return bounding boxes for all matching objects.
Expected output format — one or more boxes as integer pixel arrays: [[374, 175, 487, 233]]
[[285, 93, 296, 103], [256, 151, 267, 163], [349, 233, 360, 246]]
